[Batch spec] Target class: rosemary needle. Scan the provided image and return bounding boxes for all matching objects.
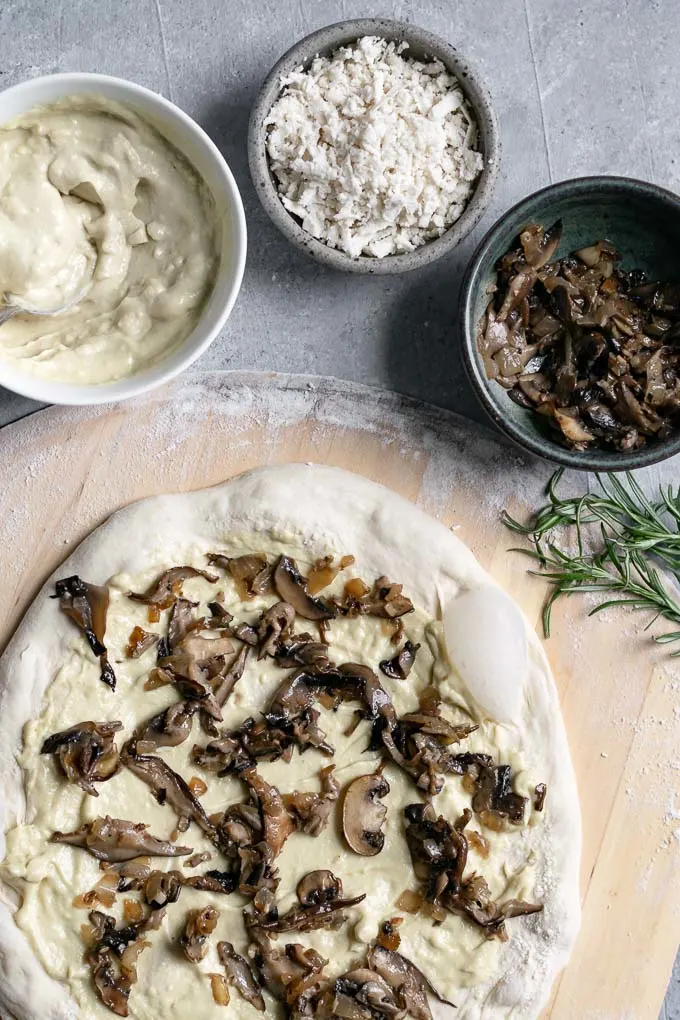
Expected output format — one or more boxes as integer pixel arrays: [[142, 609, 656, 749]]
[[502, 470, 680, 653]]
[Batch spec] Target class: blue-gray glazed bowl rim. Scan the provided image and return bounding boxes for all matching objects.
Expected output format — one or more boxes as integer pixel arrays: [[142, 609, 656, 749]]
[[459, 174, 680, 473], [248, 18, 500, 275]]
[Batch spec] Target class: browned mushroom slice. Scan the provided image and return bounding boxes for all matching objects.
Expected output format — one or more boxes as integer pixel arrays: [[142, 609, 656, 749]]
[[250, 871, 365, 935], [296, 870, 342, 906], [470, 763, 528, 826], [243, 768, 295, 857], [88, 944, 131, 1016], [366, 945, 456, 1019], [534, 783, 547, 811], [185, 869, 239, 895], [136, 869, 185, 908], [85, 906, 165, 1016], [135, 701, 197, 751], [247, 926, 327, 1008], [327, 968, 400, 1018], [353, 576, 415, 620], [209, 553, 274, 600], [283, 765, 339, 837], [54, 575, 116, 689], [217, 941, 265, 1011], [121, 742, 217, 838], [379, 641, 420, 681], [342, 772, 390, 856], [520, 219, 562, 269], [404, 803, 541, 940], [179, 905, 220, 963], [41, 720, 122, 795], [257, 601, 296, 658], [273, 635, 330, 670], [127, 566, 217, 606], [52, 816, 192, 862], [273, 555, 335, 621]]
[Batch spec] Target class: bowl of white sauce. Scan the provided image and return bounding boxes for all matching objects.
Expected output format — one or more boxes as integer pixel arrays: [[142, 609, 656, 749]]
[[0, 73, 247, 404], [248, 19, 500, 274]]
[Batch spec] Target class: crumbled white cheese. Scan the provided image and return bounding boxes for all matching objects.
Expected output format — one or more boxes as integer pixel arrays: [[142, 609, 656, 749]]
[[265, 35, 484, 259]]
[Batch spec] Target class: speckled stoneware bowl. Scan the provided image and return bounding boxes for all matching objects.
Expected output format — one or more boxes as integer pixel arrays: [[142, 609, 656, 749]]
[[248, 19, 500, 275], [460, 176, 680, 472]]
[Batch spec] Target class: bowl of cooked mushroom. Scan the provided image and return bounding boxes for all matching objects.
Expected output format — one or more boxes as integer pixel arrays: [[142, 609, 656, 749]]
[[460, 176, 680, 471]]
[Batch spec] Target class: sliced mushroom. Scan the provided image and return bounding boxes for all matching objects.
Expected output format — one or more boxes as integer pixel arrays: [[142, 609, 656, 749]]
[[179, 906, 220, 963], [248, 886, 365, 936], [54, 575, 116, 689], [166, 597, 197, 651], [343, 773, 390, 856], [367, 945, 456, 1019], [51, 816, 192, 862], [257, 601, 296, 658], [242, 768, 295, 857], [217, 941, 265, 1011], [140, 869, 184, 908], [471, 763, 528, 826], [296, 870, 342, 906], [379, 641, 420, 681], [274, 555, 335, 621], [209, 553, 274, 600], [88, 945, 131, 1016], [283, 765, 339, 837], [121, 742, 216, 838], [41, 720, 122, 795], [127, 566, 217, 606], [404, 803, 542, 940], [135, 702, 197, 751], [247, 927, 327, 1007]]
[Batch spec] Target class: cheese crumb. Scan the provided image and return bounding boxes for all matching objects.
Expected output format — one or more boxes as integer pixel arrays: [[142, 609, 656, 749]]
[[265, 36, 484, 259]]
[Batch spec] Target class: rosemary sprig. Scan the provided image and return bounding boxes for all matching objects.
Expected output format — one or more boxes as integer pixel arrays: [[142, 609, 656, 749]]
[[503, 470, 680, 653]]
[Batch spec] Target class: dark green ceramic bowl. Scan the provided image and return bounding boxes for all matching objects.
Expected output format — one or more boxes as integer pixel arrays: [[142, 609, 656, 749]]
[[460, 176, 680, 472]]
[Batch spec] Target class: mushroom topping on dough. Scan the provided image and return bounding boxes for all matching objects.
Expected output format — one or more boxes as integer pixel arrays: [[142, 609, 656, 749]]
[[246, 922, 327, 1007], [242, 768, 295, 858], [125, 625, 158, 658], [85, 906, 165, 1016], [342, 772, 390, 856], [248, 870, 365, 935], [273, 635, 331, 670], [273, 555, 336, 621], [165, 597, 198, 651], [217, 941, 266, 1011], [257, 601, 296, 658], [200, 644, 250, 737], [127, 566, 218, 606], [334, 575, 415, 620], [121, 741, 216, 838], [379, 641, 420, 681], [51, 816, 192, 862], [140, 869, 184, 909], [54, 575, 116, 689], [284, 765, 339, 837], [469, 762, 528, 826], [366, 945, 455, 1019], [209, 552, 274, 600], [179, 905, 220, 963], [403, 803, 542, 940], [135, 702, 197, 751], [41, 720, 122, 795], [296, 870, 342, 906], [379, 687, 479, 795]]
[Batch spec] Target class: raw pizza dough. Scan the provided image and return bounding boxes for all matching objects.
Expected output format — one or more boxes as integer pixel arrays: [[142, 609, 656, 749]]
[[0, 464, 581, 1019]]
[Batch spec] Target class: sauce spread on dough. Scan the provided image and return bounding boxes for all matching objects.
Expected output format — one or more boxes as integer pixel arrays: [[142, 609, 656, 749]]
[[0, 96, 218, 385]]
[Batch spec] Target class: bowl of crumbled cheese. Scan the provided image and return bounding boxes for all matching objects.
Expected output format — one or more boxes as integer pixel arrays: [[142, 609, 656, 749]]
[[248, 19, 500, 273]]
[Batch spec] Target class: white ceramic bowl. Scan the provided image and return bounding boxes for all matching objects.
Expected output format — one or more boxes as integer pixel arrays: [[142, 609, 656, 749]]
[[0, 73, 247, 405]]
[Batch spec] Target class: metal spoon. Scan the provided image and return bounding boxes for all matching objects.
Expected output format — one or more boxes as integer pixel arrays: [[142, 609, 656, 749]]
[[0, 284, 92, 327]]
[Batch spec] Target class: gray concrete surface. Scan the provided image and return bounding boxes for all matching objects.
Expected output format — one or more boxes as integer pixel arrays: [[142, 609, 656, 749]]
[[1, 0, 679, 1014]]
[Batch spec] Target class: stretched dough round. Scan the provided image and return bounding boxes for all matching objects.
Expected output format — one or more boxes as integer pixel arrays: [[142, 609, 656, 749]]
[[0, 464, 580, 1019]]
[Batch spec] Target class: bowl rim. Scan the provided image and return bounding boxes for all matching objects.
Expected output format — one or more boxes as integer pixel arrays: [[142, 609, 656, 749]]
[[248, 17, 500, 275], [0, 71, 247, 406], [459, 174, 680, 472]]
